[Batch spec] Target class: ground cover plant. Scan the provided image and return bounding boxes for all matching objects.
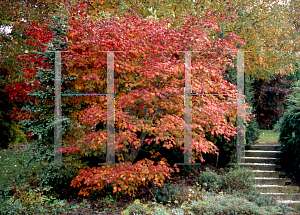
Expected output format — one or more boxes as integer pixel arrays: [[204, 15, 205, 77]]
[[2, 145, 299, 214], [121, 166, 298, 215]]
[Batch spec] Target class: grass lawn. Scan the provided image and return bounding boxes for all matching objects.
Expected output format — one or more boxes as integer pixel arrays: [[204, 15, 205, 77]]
[[254, 129, 280, 145]]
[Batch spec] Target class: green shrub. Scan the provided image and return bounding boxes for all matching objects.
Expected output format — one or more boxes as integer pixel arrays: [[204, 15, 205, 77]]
[[194, 168, 225, 192], [122, 199, 161, 215], [187, 193, 286, 215], [152, 183, 202, 206], [194, 167, 255, 194], [122, 199, 186, 215], [252, 194, 278, 207], [278, 80, 300, 182], [36, 163, 79, 188], [222, 166, 255, 193], [231, 188, 279, 208], [151, 183, 184, 205], [0, 184, 79, 214]]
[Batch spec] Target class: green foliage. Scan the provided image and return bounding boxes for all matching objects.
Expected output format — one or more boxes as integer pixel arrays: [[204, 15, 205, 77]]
[[0, 146, 40, 193], [25, 162, 80, 190], [188, 193, 285, 215], [284, 63, 300, 89], [0, 117, 11, 149], [7, 122, 27, 145], [0, 73, 14, 149], [195, 168, 225, 192], [194, 167, 254, 194], [0, 184, 79, 214], [223, 57, 260, 146], [278, 80, 300, 182], [252, 193, 278, 207], [121, 199, 184, 215], [151, 183, 184, 205], [21, 15, 77, 165], [222, 166, 255, 193], [122, 167, 294, 215]]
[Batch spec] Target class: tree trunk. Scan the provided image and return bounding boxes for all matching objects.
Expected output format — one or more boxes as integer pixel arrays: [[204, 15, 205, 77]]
[[129, 131, 148, 162]]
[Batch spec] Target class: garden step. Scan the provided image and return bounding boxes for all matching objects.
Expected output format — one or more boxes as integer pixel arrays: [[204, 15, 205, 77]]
[[246, 145, 281, 151], [254, 177, 291, 185], [229, 163, 282, 171], [253, 185, 299, 193], [276, 200, 300, 209], [249, 170, 285, 178], [243, 157, 282, 164], [261, 193, 300, 201], [244, 150, 282, 158]]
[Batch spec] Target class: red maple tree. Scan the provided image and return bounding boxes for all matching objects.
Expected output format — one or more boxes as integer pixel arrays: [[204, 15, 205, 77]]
[[13, 6, 249, 196]]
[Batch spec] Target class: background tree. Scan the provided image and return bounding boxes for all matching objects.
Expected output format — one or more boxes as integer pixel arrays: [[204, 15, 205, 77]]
[[0, 0, 65, 147], [75, 0, 299, 80], [252, 74, 293, 129]]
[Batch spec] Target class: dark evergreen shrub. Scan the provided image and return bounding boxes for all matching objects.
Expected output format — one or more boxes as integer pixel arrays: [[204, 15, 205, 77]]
[[278, 80, 300, 182], [152, 183, 183, 205], [194, 167, 225, 192]]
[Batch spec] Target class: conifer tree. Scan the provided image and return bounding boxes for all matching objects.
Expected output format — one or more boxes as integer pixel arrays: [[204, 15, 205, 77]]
[[278, 80, 300, 181], [20, 15, 77, 165]]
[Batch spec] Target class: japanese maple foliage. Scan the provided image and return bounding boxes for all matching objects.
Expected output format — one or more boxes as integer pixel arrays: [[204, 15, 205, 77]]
[[62, 13, 249, 196]]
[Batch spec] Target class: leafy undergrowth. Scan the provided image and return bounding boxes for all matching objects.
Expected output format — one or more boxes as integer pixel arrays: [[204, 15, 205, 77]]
[[121, 166, 300, 215], [1, 144, 300, 214]]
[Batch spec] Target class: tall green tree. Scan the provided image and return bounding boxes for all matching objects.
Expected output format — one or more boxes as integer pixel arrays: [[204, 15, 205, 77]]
[[19, 14, 76, 163], [278, 80, 300, 182]]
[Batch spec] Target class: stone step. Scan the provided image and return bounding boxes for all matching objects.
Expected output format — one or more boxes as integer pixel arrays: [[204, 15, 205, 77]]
[[277, 200, 300, 209], [254, 185, 300, 193], [249, 170, 286, 178], [243, 157, 282, 164], [229, 163, 282, 171], [261, 193, 300, 201], [246, 145, 281, 151], [244, 150, 282, 158], [254, 177, 291, 185]]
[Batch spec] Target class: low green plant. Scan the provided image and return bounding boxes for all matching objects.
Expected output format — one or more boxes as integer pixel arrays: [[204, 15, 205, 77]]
[[151, 183, 202, 207], [221, 166, 255, 193], [151, 183, 182, 205], [0, 184, 79, 214], [188, 193, 286, 215], [27, 162, 80, 189], [194, 167, 225, 192], [122, 199, 185, 215], [121, 199, 156, 215], [100, 194, 118, 210]]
